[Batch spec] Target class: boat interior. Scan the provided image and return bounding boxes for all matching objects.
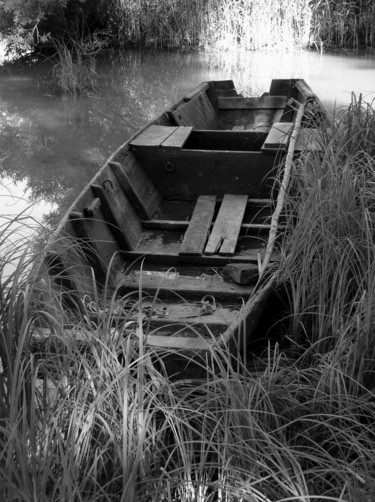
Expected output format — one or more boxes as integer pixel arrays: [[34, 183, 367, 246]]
[[48, 78, 325, 342]]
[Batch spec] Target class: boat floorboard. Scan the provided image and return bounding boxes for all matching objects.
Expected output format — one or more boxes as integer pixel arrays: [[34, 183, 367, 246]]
[[119, 268, 255, 301], [153, 198, 275, 226], [135, 229, 268, 256]]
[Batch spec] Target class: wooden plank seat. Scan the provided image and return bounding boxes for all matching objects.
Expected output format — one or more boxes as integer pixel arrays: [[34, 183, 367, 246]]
[[261, 122, 293, 151], [205, 194, 248, 256], [130, 125, 192, 149], [180, 195, 216, 255]]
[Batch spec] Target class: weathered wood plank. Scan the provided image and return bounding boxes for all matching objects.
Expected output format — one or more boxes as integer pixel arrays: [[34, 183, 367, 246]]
[[269, 79, 295, 97], [183, 82, 210, 101], [120, 250, 275, 266], [109, 160, 162, 219], [205, 194, 248, 256], [262, 122, 293, 150], [172, 93, 222, 130], [218, 96, 286, 110], [146, 335, 213, 350], [209, 80, 237, 97], [180, 195, 216, 255], [178, 130, 267, 151], [130, 125, 178, 147], [90, 184, 141, 250], [223, 263, 259, 285], [295, 80, 315, 100], [44, 252, 85, 313], [218, 108, 284, 131], [141, 219, 278, 233], [134, 149, 277, 199], [141, 219, 189, 231], [162, 126, 193, 148], [69, 212, 118, 284], [120, 270, 255, 300], [220, 272, 278, 353]]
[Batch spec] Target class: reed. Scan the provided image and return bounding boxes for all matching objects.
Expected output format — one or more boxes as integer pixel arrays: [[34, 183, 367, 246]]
[[279, 94, 375, 379], [0, 245, 374, 500], [107, 0, 312, 50], [105, 0, 375, 50], [309, 0, 375, 49], [52, 35, 102, 94]]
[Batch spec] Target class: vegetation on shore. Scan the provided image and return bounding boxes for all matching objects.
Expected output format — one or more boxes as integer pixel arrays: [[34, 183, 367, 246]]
[[0, 0, 374, 58], [1, 96, 375, 500]]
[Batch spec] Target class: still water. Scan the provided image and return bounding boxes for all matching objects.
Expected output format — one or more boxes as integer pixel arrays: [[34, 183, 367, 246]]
[[0, 49, 375, 229]]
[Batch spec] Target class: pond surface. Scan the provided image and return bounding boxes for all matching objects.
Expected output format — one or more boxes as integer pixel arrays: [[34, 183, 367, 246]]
[[0, 48, 375, 230]]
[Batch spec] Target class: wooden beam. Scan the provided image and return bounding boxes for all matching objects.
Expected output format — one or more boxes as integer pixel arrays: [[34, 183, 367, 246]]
[[183, 82, 209, 101], [218, 96, 286, 110], [205, 195, 248, 256], [180, 195, 216, 255], [141, 219, 278, 233], [109, 160, 162, 220], [146, 335, 213, 351], [162, 126, 192, 148], [262, 122, 293, 151], [172, 93, 222, 130], [133, 149, 277, 200], [130, 125, 178, 147], [91, 184, 142, 250], [120, 270, 255, 300], [69, 212, 110, 284], [120, 249, 273, 266]]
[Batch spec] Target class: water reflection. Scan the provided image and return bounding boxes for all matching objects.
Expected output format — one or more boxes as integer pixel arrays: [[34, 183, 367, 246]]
[[0, 49, 374, 228], [0, 177, 56, 277]]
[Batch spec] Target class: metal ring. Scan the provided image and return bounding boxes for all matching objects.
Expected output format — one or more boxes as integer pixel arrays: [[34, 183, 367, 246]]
[[165, 161, 175, 172], [103, 179, 114, 192]]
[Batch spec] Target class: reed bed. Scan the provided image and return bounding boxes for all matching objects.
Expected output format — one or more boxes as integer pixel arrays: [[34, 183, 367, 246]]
[[107, 0, 312, 50], [2, 0, 375, 54], [279, 94, 375, 384], [309, 0, 375, 49], [105, 0, 375, 50]]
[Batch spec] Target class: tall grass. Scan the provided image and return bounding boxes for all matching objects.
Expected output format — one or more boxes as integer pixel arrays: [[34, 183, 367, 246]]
[[52, 35, 103, 94], [105, 0, 375, 50], [309, 0, 375, 49], [2, 0, 375, 54], [106, 0, 312, 50], [279, 94, 375, 385], [1, 200, 375, 499]]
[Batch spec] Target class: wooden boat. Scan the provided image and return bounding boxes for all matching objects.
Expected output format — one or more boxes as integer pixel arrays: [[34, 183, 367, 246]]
[[40, 79, 325, 375]]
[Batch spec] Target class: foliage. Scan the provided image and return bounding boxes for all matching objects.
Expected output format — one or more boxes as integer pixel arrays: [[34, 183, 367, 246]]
[[0, 0, 67, 55]]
